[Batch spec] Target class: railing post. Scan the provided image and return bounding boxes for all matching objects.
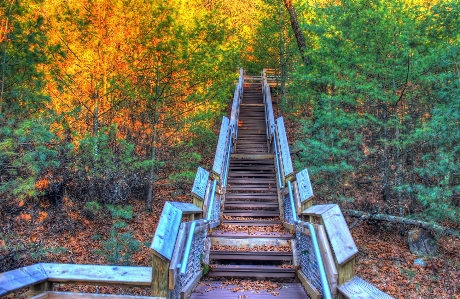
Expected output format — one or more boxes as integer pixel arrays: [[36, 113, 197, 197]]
[[152, 254, 169, 297]]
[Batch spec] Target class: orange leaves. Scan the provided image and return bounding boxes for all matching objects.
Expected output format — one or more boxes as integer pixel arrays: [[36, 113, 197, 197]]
[[35, 178, 49, 191], [39, 211, 48, 222], [211, 244, 292, 252], [19, 213, 31, 221]]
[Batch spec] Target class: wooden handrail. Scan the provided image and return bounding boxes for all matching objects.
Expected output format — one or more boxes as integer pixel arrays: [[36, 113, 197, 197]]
[[0, 263, 152, 297]]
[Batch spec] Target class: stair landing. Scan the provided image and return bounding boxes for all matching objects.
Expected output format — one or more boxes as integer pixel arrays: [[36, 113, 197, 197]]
[[190, 282, 307, 299]]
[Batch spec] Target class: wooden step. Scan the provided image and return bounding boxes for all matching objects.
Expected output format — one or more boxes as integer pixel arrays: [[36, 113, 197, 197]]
[[224, 201, 279, 208], [190, 282, 309, 299], [240, 103, 264, 106], [227, 178, 276, 183], [338, 276, 394, 299], [228, 172, 276, 179], [225, 193, 277, 199], [229, 162, 274, 166], [208, 265, 295, 278], [209, 231, 294, 239], [210, 251, 292, 261], [222, 220, 281, 226], [223, 210, 279, 217]]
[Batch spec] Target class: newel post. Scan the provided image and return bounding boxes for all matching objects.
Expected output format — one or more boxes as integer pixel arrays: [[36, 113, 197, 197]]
[[151, 254, 169, 297], [150, 202, 182, 297]]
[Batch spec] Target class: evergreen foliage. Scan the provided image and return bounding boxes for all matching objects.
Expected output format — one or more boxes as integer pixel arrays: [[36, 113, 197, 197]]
[[286, 0, 460, 222], [0, 0, 59, 201], [94, 204, 141, 266], [71, 125, 151, 203]]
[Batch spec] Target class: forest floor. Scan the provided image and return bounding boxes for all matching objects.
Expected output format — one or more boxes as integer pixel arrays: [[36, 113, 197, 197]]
[[1, 182, 459, 298]]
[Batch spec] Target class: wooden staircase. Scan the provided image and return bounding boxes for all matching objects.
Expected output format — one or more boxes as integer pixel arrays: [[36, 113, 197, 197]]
[[193, 82, 304, 294]]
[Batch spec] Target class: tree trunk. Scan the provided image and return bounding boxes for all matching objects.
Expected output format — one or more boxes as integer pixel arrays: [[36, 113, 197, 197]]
[[283, 0, 310, 67], [146, 64, 161, 211], [381, 104, 391, 202], [1, 10, 9, 103], [146, 122, 157, 212], [343, 209, 460, 240]]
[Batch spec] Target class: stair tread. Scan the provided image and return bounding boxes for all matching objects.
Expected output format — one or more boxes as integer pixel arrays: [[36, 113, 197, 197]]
[[209, 231, 294, 239], [190, 282, 309, 299]]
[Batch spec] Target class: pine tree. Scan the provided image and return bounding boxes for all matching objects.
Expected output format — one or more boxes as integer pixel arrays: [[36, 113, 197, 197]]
[[0, 0, 59, 201]]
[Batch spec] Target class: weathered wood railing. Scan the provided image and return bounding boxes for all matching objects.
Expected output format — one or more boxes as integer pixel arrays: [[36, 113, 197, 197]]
[[0, 263, 155, 298], [262, 69, 394, 299], [150, 68, 244, 299]]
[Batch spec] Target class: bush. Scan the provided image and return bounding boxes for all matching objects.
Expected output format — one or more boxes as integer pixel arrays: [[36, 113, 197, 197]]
[[93, 204, 141, 265]]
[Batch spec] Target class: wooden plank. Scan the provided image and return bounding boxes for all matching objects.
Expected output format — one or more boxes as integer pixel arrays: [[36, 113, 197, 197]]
[[230, 153, 274, 159], [40, 264, 151, 286], [168, 223, 188, 290], [208, 265, 295, 277], [265, 85, 275, 137], [297, 270, 321, 299], [296, 168, 314, 202], [316, 225, 338, 297], [302, 204, 336, 217], [300, 200, 313, 221], [192, 167, 209, 200], [151, 202, 183, 260], [210, 251, 292, 261], [152, 255, 169, 297], [0, 263, 48, 296], [169, 202, 202, 215], [212, 116, 230, 178], [211, 237, 290, 248], [338, 258, 356, 286], [190, 282, 309, 299], [230, 85, 241, 124], [209, 231, 293, 239], [338, 276, 394, 299], [202, 180, 212, 217], [240, 103, 264, 107], [291, 239, 299, 268], [180, 271, 202, 299], [283, 222, 296, 233], [27, 291, 163, 299], [276, 117, 294, 179], [293, 181, 302, 215], [321, 205, 358, 266]]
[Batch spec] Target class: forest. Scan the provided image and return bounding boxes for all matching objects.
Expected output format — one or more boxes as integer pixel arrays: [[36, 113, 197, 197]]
[[0, 0, 459, 297]]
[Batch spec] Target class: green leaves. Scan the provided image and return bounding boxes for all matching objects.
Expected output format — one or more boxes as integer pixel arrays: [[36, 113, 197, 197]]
[[288, 0, 459, 222], [0, 118, 59, 200]]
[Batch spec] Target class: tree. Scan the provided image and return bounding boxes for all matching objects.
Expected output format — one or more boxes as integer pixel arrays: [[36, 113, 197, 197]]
[[0, 0, 59, 202], [288, 0, 460, 224]]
